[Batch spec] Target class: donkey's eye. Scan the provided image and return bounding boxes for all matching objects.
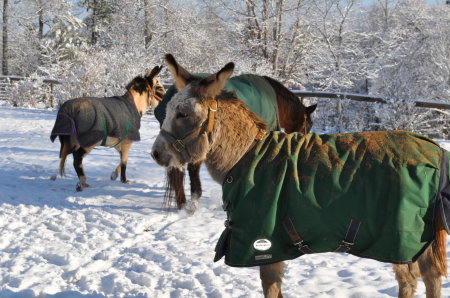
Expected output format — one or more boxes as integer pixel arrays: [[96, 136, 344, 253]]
[[176, 112, 188, 119]]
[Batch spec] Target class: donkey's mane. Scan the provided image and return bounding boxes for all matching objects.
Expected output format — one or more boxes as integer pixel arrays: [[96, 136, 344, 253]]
[[263, 76, 298, 104], [263, 76, 305, 112], [126, 76, 148, 94]]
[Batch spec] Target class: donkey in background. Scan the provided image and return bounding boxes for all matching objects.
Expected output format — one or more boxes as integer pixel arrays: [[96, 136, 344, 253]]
[[154, 55, 316, 211], [51, 66, 165, 191], [152, 55, 448, 298]]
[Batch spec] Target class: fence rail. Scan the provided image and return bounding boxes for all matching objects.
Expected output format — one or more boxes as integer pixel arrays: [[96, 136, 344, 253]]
[[0, 75, 61, 101], [161, 83, 450, 110], [292, 90, 450, 110]]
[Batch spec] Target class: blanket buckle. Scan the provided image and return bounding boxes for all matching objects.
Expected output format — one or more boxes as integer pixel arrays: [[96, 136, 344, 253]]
[[282, 218, 315, 254], [293, 240, 314, 254], [224, 219, 232, 229], [335, 219, 361, 253]]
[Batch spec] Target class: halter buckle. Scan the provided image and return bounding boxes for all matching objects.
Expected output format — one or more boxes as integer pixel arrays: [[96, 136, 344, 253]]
[[172, 140, 185, 152]]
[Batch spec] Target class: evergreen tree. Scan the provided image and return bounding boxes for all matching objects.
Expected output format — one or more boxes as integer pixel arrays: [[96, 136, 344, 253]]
[[78, 0, 117, 45]]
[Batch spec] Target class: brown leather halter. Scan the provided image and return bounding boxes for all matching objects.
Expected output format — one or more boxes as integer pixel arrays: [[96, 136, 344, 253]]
[[146, 82, 164, 105], [160, 98, 268, 162]]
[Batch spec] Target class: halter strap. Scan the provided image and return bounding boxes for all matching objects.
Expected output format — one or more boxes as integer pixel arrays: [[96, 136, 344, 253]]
[[145, 81, 165, 105], [161, 98, 265, 162], [206, 100, 218, 134]]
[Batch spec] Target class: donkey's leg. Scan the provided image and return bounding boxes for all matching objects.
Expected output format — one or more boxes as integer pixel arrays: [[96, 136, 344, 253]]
[[187, 161, 202, 200], [181, 161, 203, 213], [111, 141, 132, 183], [73, 147, 89, 192], [118, 142, 132, 184], [417, 245, 442, 298], [392, 263, 420, 298], [169, 167, 186, 209], [260, 262, 285, 298]]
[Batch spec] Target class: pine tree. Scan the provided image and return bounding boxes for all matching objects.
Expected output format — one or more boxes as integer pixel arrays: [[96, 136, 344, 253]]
[[79, 0, 117, 45]]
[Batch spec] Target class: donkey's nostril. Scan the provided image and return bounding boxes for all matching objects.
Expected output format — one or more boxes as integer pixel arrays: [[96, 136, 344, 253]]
[[151, 150, 159, 161]]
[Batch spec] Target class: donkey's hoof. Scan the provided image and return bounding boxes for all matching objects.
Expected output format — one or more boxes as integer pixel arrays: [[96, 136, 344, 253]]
[[121, 179, 131, 184], [183, 199, 199, 214], [110, 171, 118, 181], [76, 182, 90, 192], [50, 174, 57, 181]]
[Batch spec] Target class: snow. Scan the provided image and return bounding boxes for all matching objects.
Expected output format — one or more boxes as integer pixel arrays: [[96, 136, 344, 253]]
[[1, 106, 450, 297]]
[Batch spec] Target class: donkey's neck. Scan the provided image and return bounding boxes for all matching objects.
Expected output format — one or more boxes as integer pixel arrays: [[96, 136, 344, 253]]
[[128, 90, 149, 116], [204, 99, 265, 183]]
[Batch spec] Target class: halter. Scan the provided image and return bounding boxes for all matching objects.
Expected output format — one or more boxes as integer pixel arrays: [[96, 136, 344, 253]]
[[160, 99, 218, 162], [146, 81, 165, 105], [160, 98, 267, 162]]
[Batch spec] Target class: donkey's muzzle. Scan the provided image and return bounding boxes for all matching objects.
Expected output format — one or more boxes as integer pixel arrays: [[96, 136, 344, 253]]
[[151, 148, 166, 167], [151, 149, 159, 163]]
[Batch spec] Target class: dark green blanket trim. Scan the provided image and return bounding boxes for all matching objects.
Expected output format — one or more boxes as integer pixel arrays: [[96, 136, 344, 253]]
[[215, 130, 444, 267], [154, 74, 280, 130]]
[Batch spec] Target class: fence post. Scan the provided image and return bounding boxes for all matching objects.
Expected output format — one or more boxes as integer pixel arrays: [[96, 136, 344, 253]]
[[337, 96, 343, 133]]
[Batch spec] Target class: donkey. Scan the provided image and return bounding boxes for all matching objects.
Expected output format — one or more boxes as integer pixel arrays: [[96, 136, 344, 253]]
[[151, 56, 449, 297], [51, 65, 165, 191], [154, 55, 317, 210]]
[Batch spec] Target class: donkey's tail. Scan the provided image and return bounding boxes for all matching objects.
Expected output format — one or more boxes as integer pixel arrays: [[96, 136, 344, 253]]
[[433, 210, 448, 277], [59, 135, 72, 177]]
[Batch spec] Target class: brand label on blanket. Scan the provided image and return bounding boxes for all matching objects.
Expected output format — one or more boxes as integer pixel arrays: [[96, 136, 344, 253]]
[[255, 254, 272, 261], [253, 239, 272, 251]]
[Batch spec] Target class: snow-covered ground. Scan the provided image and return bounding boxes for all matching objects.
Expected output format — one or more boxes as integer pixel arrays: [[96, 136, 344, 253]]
[[1, 106, 450, 298]]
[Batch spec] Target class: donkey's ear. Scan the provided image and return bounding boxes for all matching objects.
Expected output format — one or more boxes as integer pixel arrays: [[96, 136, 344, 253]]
[[164, 54, 193, 91], [306, 104, 317, 115], [200, 62, 234, 99], [146, 65, 163, 80]]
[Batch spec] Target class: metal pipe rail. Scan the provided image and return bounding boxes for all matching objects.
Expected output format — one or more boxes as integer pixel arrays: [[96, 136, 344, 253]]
[[292, 90, 450, 110], [161, 83, 450, 110]]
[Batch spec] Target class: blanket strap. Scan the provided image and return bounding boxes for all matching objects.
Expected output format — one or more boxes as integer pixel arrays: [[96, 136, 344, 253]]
[[111, 120, 131, 147], [334, 219, 361, 253], [100, 117, 131, 147], [282, 218, 315, 254]]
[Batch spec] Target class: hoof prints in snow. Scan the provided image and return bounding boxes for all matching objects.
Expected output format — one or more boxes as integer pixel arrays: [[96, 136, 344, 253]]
[[0, 107, 449, 297]]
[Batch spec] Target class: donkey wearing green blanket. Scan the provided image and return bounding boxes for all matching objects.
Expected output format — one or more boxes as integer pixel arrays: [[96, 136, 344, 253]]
[[51, 66, 165, 191], [151, 58, 449, 297], [154, 55, 316, 211]]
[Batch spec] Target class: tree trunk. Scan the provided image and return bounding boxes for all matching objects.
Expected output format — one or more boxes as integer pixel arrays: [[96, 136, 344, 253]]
[[2, 0, 9, 75], [272, 0, 284, 73], [144, 0, 152, 49], [261, 0, 269, 59], [38, 0, 44, 66], [91, 0, 98, 45]]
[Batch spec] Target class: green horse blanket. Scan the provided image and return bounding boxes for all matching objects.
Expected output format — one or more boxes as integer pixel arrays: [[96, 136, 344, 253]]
[[214, 130, 450, 267], [154, 74, 280, 130]]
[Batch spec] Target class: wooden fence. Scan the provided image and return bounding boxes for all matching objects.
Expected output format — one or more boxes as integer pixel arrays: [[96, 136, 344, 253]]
[[0, 75, 61, 101]]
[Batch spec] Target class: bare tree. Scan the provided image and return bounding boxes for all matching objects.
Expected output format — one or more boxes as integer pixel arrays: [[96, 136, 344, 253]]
[[144, 0, 153, 49], [2, 0, 9, 75]]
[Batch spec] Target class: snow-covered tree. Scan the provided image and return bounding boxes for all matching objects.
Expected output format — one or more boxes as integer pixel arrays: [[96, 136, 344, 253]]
[[2, 0, 9, 75]]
